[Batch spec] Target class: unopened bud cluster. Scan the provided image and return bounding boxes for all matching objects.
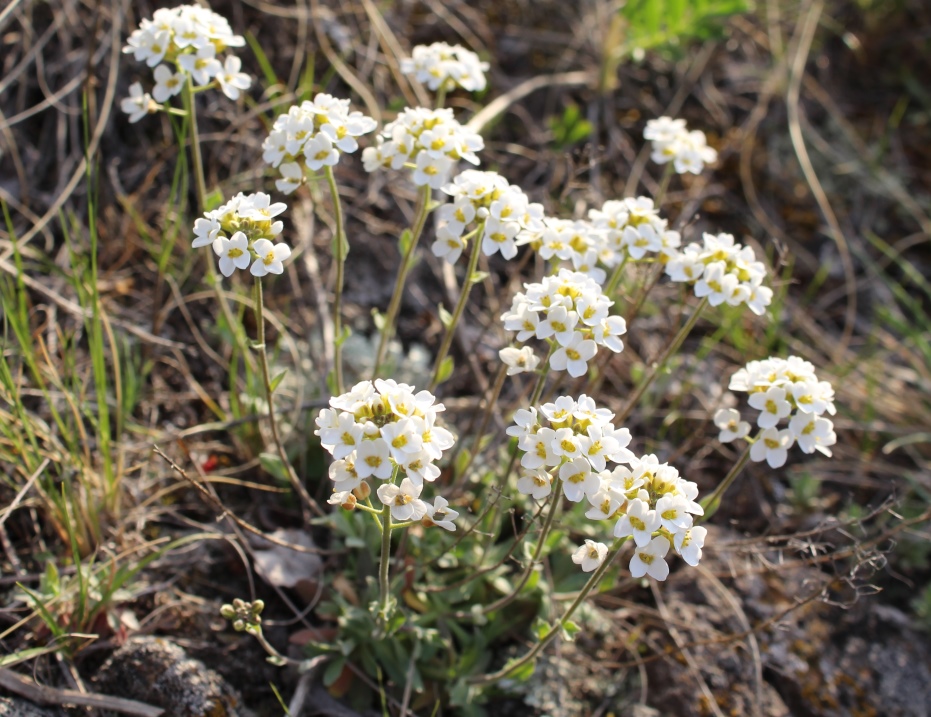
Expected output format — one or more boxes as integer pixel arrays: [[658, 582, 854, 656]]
[[220, 598, 265, 635]]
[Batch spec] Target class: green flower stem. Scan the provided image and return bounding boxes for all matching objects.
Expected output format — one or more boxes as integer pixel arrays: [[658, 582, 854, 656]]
[[603, 254, 630, 298], [469, 535, 629, 686], [377, 501, 393, 626], [183, 78, 251, 375], [324, 166, 347, 395], [254, 280, 323, 520], [479, 475, 564, 616], [699, 442, 753, 522], [435, 85, 447, 110], [616, 295, 709, 425], [429, 221, 486, 390], [654, 161, 675, 209], [372, 184, 433, 378]]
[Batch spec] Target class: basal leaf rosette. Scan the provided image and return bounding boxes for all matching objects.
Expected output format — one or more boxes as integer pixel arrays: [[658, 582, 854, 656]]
[[431, 170, 544, 263], [664, 232, 773, 315], [508, 395, 708, 579], [361, 107, 484, 189], [121, 4, 251, 122], [401, 42, 489, 93], [500, 269, 626, 378], [714, 356, 837, 468], [315, 380, 458, 529], [261, 94, 378, 194], [191, 192, 291, 278]]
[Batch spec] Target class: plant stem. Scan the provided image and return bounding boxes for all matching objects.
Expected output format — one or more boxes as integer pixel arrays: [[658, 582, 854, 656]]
[[183, 78, 252, 376], [603, 254, 630, 298], [377, 501, 393, 628], [479, 476, 564, 616], [616, 295, 709, 425], [469, 535, 629, 685], [450, 362, 508, 495], [324, 166, 347, 395], [654, 162, 675, 209], [254, 280, 323, 521], [699, 442, 753, 522], [372, 185, 432, 378], [429, 221, 485, 390]]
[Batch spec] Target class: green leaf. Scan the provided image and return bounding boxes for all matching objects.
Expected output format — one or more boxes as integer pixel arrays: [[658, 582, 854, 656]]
[[371, 309, 386, 331], [322, 656, 347, 687], [561, 620, 582, 641], [399, 229, 413, 255], [436, 356, 454, 385], [438, 304, 454, 329], [269, 369, 288, 393], [204, 188, 225, 212], [453, 447, 471, 479], [503, 656, 536, 682], [531, 617, 550, 640], [469, 270, 489, 284], [335, 326, 352, 347], [259, 452, 288, 483], [331, 232, 350, 260]]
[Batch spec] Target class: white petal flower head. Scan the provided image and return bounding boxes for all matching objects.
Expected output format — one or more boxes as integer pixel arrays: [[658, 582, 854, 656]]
[[748, 386, 792, 429], [550, 332, 597, 378], [674, 526, 708, 567], [355, 438, 393, 480], [572, 540, 608, 573], [250, 239, 292, 277], [178, 44, 221, 86], [629, 535, 671, 581], [655, 494, 693, 533], [789, 414, 836, 456], [499, 346, 540, 376], [121, 83, 153, 123], [423, 496, 458, 531], [275, 162, 304, 195], [213, 231, 251, 277], [151, 64, 185, 103], [750, 427, 793, 468], [713, 408, 751, 443], [559, 456, 599, 502], [516, 468, 553, 500], [303, 133, 340, 171], [376, 478, 427, 522], [614, 497, 660, 547], [192, 215, 221, 248], [217, 55, 252, 100]]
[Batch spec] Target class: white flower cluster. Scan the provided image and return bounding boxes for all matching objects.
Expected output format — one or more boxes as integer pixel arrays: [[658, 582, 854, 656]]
[[588, 197, 681, 266], [431, 170, 544, 263], [401, 42, 489, 93], [262, 95, 378, 195], [315, 380, 458, 529], [361, 107, 484, 189], [715, 356, 837, 468], [507, 395, 708, 579], [191, 193, 291, 278], [665, 232, 773, 315], [121, 4, 251, 123], [516, 218, 609, 283], [644, 116, 718, 175], [501, 269, 626, 378]]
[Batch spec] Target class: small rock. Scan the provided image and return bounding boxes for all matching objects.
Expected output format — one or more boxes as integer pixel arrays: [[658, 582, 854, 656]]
[[94, 636, 246, 717], [0, 697, 63, 717]]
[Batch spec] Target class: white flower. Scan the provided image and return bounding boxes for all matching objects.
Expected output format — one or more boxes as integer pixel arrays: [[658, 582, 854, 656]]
[[572, 540, 608, 572], [750, 427, 793, 468], [675, 526, 708, 567], [216, 55, 252, 100], [213, 231, 251, 277], [355, 439, 393, 480], [275, 162, 304, 194], [121, 83, 152, 123], [412, 152, 454, 188], [629, 536, 671, 581], [614, 498, 660, 547], [516, 468, 553, 500], [655, 494, 693, 533], [192, 215, 220, 248], [380, 418, 424, 463], [550, 332, 597, 378], [376, 478, 427, 521], [401, 42, 489, 92], [789, 414, 836, 456], [748, 386, 792, 429], [178, 44, 221, 86], [303, 133, 339, 171], [151, 64, 185, 103], [499, 346, 540, 375], [559, 456, 599, 502], [713, 408, 751, 443], [423, 496, 458, 531], [250, 238, 291, 277]]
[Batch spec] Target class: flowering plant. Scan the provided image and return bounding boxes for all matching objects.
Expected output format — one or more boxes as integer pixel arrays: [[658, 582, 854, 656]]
[[401, 42, 489, 93]]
